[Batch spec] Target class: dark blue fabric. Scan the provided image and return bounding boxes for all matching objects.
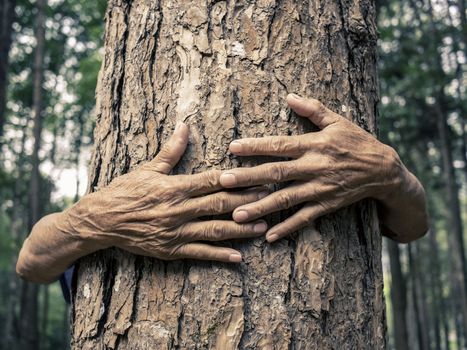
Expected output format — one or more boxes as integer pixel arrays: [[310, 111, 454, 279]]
[[59, 266, 74, 304]]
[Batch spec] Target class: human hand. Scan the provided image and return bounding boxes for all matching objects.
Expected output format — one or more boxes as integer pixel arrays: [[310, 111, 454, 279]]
[[219, 94, 402, 242], [67, 122, 268, 263]]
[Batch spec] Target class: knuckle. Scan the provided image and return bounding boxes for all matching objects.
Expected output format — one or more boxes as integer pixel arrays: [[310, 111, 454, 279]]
[[297, 211, 313, 226], [271, 164, 290, 182], [210, 193, 231, 213], [296, 136, 308, 154], [161, 243, 184, 259], [206, 223, 223, 239], [275, 192, 295, 209], [203, 170, 221, 187], [250, 140, 262, 153], [270, 138, 284, 153], [318, 132, 333, 147], [317, 102, 328, 118], [317, 200, 331, 213]]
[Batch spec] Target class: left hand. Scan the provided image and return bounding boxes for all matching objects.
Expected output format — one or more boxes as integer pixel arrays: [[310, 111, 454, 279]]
[[220, 94, 402, 242]]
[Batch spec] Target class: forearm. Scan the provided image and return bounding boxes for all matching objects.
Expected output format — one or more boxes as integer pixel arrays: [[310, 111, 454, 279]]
[[377, 164, 429, 243], [16, 201, 105, 284]]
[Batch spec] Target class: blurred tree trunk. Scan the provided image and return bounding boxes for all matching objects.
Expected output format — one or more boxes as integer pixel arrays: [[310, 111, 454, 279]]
[[19, 0, 46, 349], [414, 242, 432, 348], [63, 304, 70, 349], [71, 0, 386, 349], [3, 118, 28, 349], [41, 285, 49, 349], [0, 0, 15, 138], [408, 244, 430, 350], [427, 228, 450, 350], [454, 0, 467, 56], [387, 240, 409, 350], [74, 111, 84, 202]]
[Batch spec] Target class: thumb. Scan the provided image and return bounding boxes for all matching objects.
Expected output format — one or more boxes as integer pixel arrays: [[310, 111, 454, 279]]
[[151, 122, 189, 174], [286, 94, 341, 129]]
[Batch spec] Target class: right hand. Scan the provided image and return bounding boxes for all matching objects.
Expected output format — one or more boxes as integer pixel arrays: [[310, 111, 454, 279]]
[[66, 122, 268, 263]]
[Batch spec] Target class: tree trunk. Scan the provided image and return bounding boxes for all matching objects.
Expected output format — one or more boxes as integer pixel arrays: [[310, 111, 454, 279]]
[[387, 239, 409, 350], [0, 0, 16, 138], [72, 1, 385, 349], [74, 112, 84, 202], [427, 228, 446, 350], [41, 285, 50, 349], [19, 0, 46, 349], [408, 244, 429, 350], [3, 117, 28, 349]]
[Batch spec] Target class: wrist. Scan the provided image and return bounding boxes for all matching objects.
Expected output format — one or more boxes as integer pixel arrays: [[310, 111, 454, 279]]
[[61, 192, 111, 251], [373, 145, 406, 203]]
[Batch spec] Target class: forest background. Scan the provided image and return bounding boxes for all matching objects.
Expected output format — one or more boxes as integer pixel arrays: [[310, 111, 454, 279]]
[[0, 0, 465, 349]]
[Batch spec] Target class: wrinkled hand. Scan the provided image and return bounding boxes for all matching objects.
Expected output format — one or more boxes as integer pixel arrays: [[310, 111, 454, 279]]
[[219, 94, 401, 242], [69, 122, 268, 263]]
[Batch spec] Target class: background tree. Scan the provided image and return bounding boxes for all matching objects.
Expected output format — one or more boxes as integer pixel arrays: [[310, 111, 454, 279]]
[[0, 0, 16, 138]]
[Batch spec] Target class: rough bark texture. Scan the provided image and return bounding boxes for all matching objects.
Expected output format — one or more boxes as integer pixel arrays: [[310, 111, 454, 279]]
[[72, 1, 385, 349]]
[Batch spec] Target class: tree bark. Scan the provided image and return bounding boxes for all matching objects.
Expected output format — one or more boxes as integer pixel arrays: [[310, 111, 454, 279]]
[[0, 0, 15, 138], [72, 1, 385, 349]]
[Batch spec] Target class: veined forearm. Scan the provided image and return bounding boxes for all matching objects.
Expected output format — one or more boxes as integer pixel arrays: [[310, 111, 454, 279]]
[[16, 211, 102, 284]]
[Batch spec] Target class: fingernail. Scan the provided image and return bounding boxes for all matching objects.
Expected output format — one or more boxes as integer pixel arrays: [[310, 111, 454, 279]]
[[254, 222, 268, 233], [258, 191, 269, 200], [233, 210, 249, 222], [289, 93, 303, 100], [229, 253, 242, 263], [229, 141, 243, 153], [175, 121, 183, 131], [220, 173, 236, 186], [267, 234, 279, 242]]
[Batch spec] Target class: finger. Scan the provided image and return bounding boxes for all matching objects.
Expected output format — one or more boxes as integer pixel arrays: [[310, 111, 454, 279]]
[[175, 169, 223, 196], [173, 243, 243, 263], [232, 182, 311, 222], [185, 187, 269, 217], [229, 135, 307, 158], [220, 160, 303, 188], [286, 94, 342, 129], [180, 220, 268, 242], [265, 201, 333, 242], [151, 122, 189, 174]]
